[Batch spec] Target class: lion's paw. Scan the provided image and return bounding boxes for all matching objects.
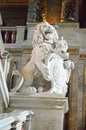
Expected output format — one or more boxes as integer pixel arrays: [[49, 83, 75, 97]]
[[20, 87, 37, 94]]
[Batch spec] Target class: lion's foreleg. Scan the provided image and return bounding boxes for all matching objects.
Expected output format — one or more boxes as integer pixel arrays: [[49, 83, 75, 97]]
[[35, 59, 51, 81]]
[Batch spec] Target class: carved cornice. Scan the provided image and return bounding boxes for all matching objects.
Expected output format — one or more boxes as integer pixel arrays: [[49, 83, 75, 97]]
[[10, 92, 68, 110]]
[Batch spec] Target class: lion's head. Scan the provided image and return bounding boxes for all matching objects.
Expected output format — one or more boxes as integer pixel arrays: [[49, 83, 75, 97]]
[[32, 22, 59, 48]]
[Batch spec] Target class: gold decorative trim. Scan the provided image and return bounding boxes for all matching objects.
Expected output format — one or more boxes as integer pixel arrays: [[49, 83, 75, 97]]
[[80, 55, 86, 59], [23, 48, 32, 53], [67, 49, 79, 54], [9, 48, 80, 56], [9, 51, 22, 55], [6, 48, 33, 55]]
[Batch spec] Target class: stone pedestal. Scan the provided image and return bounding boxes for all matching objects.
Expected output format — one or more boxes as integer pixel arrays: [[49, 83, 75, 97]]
[[9, 92, 68, 130]]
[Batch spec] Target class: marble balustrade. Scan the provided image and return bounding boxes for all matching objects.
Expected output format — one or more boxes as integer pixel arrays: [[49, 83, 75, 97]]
[[0, 110, 34, 130], [0, 26, 25, 44]]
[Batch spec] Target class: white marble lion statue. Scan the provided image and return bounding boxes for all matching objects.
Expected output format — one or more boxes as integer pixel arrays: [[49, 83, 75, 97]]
[[11, 22, 59, 93], [11, 22, 74, 96]]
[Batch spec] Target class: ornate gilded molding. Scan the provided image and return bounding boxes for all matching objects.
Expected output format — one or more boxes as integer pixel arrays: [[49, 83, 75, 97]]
[[9, 48, 32, 55], [80, 55, 86, 59], [23, 48, 32, 53], [8, 50, 22, 55], [8, 48, 80, 56], [68, 48, 79, 54]]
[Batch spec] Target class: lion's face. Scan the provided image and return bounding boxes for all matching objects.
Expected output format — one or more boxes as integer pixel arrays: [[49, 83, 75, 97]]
[[40, 22, 54, 35], [40, 22, 58, 43], [32, 22, 59, 47]]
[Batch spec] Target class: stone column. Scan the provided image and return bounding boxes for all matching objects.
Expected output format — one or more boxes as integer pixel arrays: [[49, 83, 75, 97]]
[[68, 48, 79, 130]]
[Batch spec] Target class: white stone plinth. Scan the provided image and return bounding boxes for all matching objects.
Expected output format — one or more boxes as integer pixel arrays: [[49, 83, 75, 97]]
[[9, 92, 68, 130]]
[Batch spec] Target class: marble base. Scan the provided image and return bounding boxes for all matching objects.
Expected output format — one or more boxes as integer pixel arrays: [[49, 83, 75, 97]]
[[9, 92, 68, 130]]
